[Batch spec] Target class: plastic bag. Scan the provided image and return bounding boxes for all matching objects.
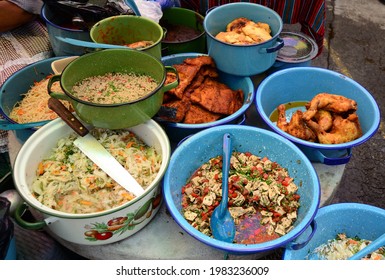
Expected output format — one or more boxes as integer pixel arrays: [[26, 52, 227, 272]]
[[42, 0, 136, 29], [134, 0, 163, 22]]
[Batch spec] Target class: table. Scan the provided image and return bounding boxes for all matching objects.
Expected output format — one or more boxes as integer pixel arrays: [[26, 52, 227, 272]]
[[8, 97, 345, 260]]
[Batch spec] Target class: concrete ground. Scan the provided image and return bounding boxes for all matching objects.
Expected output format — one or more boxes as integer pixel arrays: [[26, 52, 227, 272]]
[[309, 0, 385, 209]]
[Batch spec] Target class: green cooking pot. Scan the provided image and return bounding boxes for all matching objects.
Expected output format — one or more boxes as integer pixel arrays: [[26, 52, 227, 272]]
[[160, 7, 206, 55], [90, 15, 164, 60], [48, 49, 178, 129]]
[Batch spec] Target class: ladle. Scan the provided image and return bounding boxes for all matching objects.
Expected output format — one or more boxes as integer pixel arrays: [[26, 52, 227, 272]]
[[348, 232, 385, 260], [210, 133, 236, 243]]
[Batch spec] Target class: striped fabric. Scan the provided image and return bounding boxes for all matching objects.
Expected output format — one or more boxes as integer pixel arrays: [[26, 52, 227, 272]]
[[180, 0, 326, 56]]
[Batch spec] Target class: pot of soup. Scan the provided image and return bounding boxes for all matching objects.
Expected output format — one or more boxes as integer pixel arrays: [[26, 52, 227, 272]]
[[47, 49, 178, 129], [160, 7, 206, 55]]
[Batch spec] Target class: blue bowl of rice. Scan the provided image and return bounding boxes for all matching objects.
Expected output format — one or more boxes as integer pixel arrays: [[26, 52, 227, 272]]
[[158, 53, 255, 143]]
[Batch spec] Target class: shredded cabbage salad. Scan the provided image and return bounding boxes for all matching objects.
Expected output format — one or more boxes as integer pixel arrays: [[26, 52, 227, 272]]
[[307, 233, 385, 260], [32, 128, 162, 214]]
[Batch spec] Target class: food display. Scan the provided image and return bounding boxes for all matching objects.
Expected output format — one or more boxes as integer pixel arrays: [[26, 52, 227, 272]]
[[277, 93, 362, 144], [215, 17, 272, 45], [31, 128, 162, 214], [71, 72, 158, 104], [307, 233, 385, 260], [9, 75, 72, 123], [160, 56, 244, 124], [181, 151, 300, 244]]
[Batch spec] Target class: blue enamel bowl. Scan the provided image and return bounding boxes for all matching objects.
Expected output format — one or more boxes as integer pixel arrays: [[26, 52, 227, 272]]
[[158, 53, 255, 143], [0, 57, 70, 143], [283, 203, 385, 260], [255, 67, 381, 165], [163, 124, 321, 255]]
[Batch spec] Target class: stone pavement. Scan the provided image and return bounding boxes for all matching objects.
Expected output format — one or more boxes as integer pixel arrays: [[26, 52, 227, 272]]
[[311, 0, 385, 209]]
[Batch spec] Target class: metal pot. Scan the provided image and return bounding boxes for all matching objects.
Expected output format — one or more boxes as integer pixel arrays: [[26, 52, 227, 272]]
[[48, 49, 178, 129], [90, 15, 164, 60], [13, 118, 171, 245], [160, 7, 206, 56], [203, 3, 284, 76]]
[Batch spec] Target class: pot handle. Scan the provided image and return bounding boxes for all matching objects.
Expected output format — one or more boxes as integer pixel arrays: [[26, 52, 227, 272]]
[[259, 37, 284, 54], [162, 66, 179, 92], [301, 146, 352, 165], [47, 75, 71, 101], [14, 202, 46, 230], [0, 118, 47, 130], [285, 220, 317, 250]]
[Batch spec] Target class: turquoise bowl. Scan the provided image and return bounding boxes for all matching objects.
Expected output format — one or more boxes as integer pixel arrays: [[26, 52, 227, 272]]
[[283, 203, 385, 260], [256, 67, 381, 165], [163, 124, 320, 255]]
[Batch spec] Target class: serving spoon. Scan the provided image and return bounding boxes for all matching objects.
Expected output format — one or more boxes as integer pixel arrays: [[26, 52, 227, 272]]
[[210, 133, 236, 243]]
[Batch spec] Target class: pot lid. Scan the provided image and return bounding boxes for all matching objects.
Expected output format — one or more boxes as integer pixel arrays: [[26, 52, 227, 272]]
[[277, 32, 318, 63]]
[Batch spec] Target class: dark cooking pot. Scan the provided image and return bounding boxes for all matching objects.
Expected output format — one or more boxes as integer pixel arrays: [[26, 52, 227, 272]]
[[160, 7, 206, 55], [48, 49, 178, 129]]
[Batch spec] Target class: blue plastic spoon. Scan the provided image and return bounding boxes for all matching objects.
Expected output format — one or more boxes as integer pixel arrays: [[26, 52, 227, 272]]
[[210, 133, 236, 243], [56, 36, 130, 49]]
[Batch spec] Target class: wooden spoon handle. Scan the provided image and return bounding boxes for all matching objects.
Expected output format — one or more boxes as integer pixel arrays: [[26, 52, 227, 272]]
[[48, 98, 89, 137]]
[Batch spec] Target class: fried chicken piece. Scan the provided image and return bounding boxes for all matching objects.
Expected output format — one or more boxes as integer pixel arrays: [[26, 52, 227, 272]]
[[305, 113, 363, 144], [184, 66, 219, 96], [302, 93, 358, 121], [241, 21, 272, 43], [159, 99, 191, 123], [184, 104, 223, 124], [184, 55, 216, 68], [190, 77, 243, 115], [169, 56, 217, 99], [226, 17, 251, 32], [277, 104, 316, 142], [215, 31, 255, 45], [313, 110, 333, 131]]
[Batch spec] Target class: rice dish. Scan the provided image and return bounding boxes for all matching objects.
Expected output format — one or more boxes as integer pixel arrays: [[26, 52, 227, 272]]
[[71, 72, 158, 104]]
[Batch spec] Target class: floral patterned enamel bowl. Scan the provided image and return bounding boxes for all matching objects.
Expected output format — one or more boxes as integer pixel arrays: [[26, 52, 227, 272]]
[[12, 118, 170, 245]]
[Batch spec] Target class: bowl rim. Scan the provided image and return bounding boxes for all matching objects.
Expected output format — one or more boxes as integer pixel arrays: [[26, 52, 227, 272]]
[[163, 124, 321, 253], [13, 117, 171, 219], [256, 66, 381, 150], [158, 53, 255, 129]]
